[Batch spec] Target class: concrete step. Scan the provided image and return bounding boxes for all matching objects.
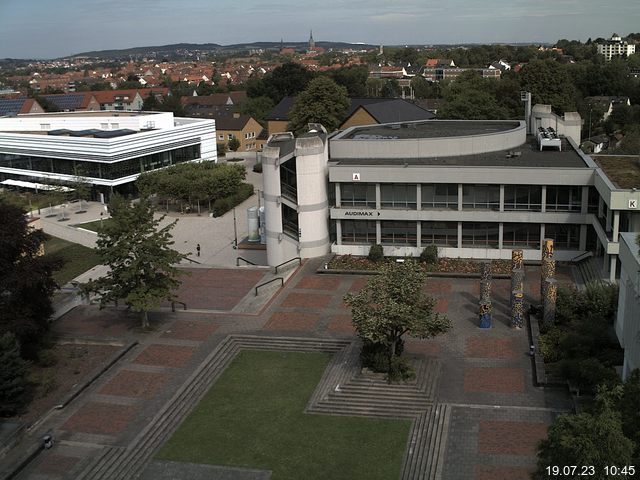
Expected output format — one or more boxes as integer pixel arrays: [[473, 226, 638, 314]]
[[312, 403, 421, 418]]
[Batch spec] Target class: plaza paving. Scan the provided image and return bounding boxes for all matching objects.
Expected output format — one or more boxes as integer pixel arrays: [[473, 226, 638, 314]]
[[4, 256, 574, 480]]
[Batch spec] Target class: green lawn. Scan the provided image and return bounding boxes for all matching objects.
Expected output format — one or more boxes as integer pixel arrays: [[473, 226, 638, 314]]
[[43, 236, 101, 285], [157, 350, 411, 480], [74, 218, 112, 232]]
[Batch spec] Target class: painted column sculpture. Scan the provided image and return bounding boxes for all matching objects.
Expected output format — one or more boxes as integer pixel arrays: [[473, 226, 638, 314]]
[[543, 278, 557, 327], [511, 249, 524, 271], [511, 267, 525, 307], [479, 262, 492, 328], [541, 238, 554, 299], [511, 290, 525, 328]]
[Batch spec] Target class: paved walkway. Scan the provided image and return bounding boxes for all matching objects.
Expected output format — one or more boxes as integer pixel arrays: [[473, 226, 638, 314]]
[[5, 258, 572, 480]]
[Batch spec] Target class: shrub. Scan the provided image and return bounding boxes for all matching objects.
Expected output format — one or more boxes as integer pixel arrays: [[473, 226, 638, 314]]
[[217, 142, 227, 156], [37, 349, 58, 368], [212, 183, 254, 217], [360, 339, 405, 373], [538, 327, 568, 363], [560, 358, 620, 393], [367, 244, 384, 263], [0, 333, 30, 416], [252, 162, 263, 173], [388, 356, 416, 383], [419, 245, 438, 264], [584, 282, 618, 323]]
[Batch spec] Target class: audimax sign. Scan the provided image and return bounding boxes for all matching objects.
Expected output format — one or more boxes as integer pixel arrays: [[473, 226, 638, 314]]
[[343, 211, 381, 217]]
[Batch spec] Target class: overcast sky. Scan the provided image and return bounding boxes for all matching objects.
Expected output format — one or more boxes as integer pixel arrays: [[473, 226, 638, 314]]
[[0, 0, 638, 59]]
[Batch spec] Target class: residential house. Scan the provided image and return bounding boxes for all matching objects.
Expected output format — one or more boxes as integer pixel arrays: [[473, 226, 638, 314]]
[[39, 93, 101, 112], [213, 112, 263, 152], [585, 96, 631, 121], [0, 98, 45, 116], [597, 34, 636, 61]]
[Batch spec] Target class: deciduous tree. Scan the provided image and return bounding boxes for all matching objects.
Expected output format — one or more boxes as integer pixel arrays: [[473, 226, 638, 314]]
[[288, 77, 349, 134], [0, 332, 30, 417], [344, 260, 451, 374], [82, 196, 186, 329]]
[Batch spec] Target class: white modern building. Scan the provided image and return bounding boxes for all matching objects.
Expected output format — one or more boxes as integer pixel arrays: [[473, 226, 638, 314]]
[[615, 232, 640, 379], [0, 111, 216, 198], [597, 34, 636, 61], [262, 107, 640, 281]]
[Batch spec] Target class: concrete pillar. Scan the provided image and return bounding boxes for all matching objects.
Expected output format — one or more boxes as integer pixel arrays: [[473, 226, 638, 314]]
[[416, 184, 422, 211], [416, 221, 422, 248], [579, 224, 587, 251], [376, 220, 381, 245], [336, 220, 342, 245], [610, 255, 617, 282], [458, 184, 463, 211], [457, 222, 463, 249], [262, 144, 284, 266], [498, 223, 504, 250], [375, 183, 381, 210], [581, 186, 589, 214], [541, 185, 547, 213], [606, 206, 612, 232], [613, 211, 620, 242], [499, 185, 505, 212], [335, 183, 341, 207]]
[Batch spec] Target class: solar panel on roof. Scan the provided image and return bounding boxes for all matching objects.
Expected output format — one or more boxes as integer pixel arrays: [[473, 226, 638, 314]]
[[41, 93, 84, 110], [0, 99, 26, 116]]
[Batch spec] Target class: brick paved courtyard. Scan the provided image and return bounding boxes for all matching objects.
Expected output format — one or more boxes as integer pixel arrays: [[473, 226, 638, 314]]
[[11, 260, 572, 480]]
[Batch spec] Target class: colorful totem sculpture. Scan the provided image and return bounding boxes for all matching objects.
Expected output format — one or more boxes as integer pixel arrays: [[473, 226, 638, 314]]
[[511, 290, 525, 328], [511, 249, 524, 271], [479, 262, 492, 328], [543, 278, 557, 327], [511, 267, 525, 307]]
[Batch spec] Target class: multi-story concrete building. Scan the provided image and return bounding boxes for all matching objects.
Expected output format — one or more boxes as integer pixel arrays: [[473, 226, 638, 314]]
[[261, 107, 640, 282], [615, 232, 640, 379], [0, 111, 216, 199], [597, 34, 636, 61]]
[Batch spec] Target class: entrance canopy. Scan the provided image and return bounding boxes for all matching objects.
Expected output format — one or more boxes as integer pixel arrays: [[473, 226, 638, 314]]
[[1, 179, 74, 192]]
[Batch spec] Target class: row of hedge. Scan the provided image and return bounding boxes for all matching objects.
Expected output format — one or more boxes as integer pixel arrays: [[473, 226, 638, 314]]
[[211, 183, 254, 217]]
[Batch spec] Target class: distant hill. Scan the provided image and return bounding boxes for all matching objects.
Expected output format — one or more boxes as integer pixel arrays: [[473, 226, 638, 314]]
[[69, 41, 379, 59]]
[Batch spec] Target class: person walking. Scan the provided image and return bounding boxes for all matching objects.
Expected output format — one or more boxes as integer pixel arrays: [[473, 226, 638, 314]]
[[196, 243, 201, 257]]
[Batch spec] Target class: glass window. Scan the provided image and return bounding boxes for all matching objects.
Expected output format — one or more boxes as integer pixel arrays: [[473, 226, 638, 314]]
[[381, 221, 416, 246], [421, 221, 457, 247], [279, 159, 297, 202], [341, 220, 376, 244], [462, 222, 499, 248], [545, 224, 580, 249], [282, 204, 298, 239], [502, 223, 540, 249], [421, 184, 457, 209], [380, 183, 417, 209], [546, 186, 582, 212], [462, 185, 500, 210], [341, 183, 376, 208], [504, 185, 542, 211]]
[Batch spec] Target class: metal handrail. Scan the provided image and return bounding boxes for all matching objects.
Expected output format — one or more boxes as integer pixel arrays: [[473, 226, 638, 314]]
[[255, 277, 283, 296], [570, 251, 593, 263], [171, 300, 187, 312], [184, 256, 202, 265], [236, 257, 257, 266], [274, 257, 301, 274], [171, 301, 187, 312]]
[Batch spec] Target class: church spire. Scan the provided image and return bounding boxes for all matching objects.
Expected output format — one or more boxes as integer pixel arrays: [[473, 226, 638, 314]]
[[309, 29, 315, 51]]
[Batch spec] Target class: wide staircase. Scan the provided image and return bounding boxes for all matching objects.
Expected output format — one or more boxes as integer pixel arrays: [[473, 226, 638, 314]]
[[575, 255, 605, 287]]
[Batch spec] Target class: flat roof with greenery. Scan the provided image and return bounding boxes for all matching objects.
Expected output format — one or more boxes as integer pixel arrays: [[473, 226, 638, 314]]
[[157, 350, 411, 480], [594, 156, 640, 189]]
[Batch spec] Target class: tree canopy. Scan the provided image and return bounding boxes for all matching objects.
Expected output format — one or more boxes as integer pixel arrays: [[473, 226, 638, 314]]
[[344, 260, 451, 360], [82, 196, 186, 328], [287, 76, 350, 134], [0, 201, 60, 358]]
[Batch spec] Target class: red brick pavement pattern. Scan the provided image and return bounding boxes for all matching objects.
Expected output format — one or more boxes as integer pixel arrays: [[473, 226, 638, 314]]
[[327, 314, 356, 334], [464, 367, 525, 393], [281, 292, 332, 308], [53, 306, 139, 339], [423, 279, 453, 295], [162, 320, 219, 341], [405, 340, 441, 358], [132, 344, 195, 368], [475, 465, 533, 480], [348, 277, 368, 293], [62, 402, 138, 435], [172, 268, 266, 310], [264, 312, 320, 331], [434, 297, 449, 313], [296, 276, 342, 291], [34, 454, 80, 476], [465, 337, 520, 359], [477, 421, 548, 456], [99, 370, 170, 398]]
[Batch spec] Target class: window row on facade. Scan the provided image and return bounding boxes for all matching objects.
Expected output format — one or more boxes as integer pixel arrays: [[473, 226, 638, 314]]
[[340, 220, 584, 250], [338, 183, 598, 213], [0, 145, 200, 180]]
